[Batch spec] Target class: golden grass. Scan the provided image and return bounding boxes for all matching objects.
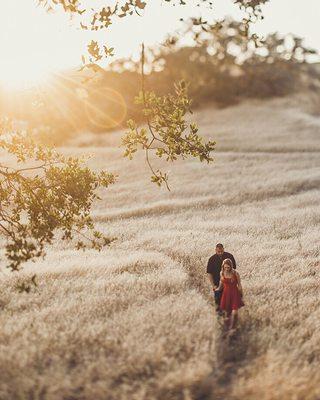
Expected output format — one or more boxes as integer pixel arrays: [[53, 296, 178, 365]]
[[0, 95, 319, 399]]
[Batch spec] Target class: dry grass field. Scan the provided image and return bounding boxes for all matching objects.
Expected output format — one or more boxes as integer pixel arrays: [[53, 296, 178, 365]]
[[0, 94, 319, 400]]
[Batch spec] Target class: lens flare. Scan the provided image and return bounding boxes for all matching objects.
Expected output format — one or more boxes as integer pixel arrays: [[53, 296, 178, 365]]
[[83, 87, 127, 130]]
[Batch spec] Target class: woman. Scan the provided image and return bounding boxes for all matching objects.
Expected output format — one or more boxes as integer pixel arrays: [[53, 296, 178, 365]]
[[216, 258, 244, 331]]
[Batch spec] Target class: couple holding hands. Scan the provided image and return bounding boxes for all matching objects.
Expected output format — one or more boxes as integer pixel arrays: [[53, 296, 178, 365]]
[[207, 243, 244, 331]]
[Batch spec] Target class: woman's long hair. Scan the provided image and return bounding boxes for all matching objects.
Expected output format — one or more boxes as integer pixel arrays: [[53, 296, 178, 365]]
[[221, 258, 235, 278]]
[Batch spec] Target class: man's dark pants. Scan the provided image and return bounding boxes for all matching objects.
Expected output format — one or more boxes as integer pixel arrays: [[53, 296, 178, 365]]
[[214, 289, 223, 310]]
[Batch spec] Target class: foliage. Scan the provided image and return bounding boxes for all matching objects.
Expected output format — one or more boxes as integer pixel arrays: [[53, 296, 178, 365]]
[[0, 119, 115, 271], [40, 0, 268, 20], [121, 43, 215, 189], [123, 80, 215, 189], [151, 19, 318, 105], [39, 0, 269, 67]]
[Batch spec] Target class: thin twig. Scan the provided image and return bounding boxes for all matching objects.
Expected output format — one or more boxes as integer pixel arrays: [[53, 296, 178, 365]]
[[140, 43, 170, 190]]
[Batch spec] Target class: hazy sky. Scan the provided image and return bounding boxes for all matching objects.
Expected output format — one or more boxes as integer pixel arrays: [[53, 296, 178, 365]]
[[0, 0, 319, 88]]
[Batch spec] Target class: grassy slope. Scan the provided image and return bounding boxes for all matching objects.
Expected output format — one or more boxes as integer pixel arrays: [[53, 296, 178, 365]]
[[0, 95, 319, 400]]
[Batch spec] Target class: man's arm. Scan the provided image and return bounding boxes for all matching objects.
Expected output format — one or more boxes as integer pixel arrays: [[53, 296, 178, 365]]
[[230, 254, 237, 269], [207, 257, 217, 289], [217, 272, 224, 291], [207, 273, 216, 290]]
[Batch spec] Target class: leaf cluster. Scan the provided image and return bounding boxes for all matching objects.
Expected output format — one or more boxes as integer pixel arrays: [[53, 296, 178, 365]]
[[0, 123, 115, 271], [40, 0, 268, 67], [122, 81, 215, 189]]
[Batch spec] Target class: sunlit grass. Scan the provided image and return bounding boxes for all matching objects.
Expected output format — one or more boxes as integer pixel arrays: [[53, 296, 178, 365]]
[[0, 96, 319, 399]]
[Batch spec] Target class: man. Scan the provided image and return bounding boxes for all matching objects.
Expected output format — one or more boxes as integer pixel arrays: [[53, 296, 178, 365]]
[[207, 243, 237, 311]]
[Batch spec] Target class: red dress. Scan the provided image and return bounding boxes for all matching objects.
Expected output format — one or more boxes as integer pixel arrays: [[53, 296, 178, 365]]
[[220, 273, 244, 313]]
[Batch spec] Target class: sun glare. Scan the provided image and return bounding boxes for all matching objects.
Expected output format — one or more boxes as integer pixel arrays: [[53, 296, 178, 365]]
[[1, 60, 52, 91], [0, 0, 83, 91]]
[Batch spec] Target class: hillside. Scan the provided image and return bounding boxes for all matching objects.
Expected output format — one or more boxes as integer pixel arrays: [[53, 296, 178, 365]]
[[0, 95, 319, 400]]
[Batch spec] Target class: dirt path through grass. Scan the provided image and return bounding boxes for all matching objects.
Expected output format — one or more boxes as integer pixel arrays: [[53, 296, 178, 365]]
[[159, 249, 263, 400]]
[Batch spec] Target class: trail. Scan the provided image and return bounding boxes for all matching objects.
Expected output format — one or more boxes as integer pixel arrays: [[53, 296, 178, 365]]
[[161, 250, 255, 400], [196, 320, 253, 400]]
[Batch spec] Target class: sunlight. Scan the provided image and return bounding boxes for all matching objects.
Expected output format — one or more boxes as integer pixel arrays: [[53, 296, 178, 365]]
[[0, 0, 319, 92], [0, 0, 82, 91], [0, 58, 51, 91]]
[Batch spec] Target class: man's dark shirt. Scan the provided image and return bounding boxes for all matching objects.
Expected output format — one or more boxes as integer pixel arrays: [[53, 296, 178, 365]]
[[206, 252, 236, 287]]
